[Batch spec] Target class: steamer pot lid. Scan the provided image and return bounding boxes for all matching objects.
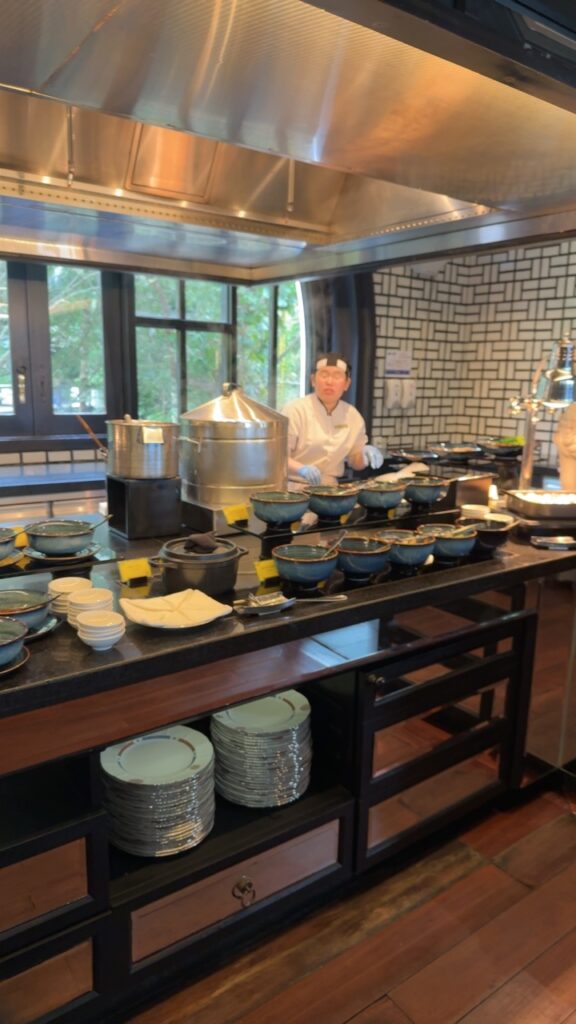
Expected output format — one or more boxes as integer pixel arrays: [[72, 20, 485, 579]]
[[160, 536, 242, 562], [180, 384, 287, 439]]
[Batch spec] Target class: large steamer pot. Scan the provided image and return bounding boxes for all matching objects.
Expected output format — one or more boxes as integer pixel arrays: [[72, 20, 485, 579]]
[[153, 536, 248, 596], [106, 416, 179, 479], [180, 384, 287, 507]]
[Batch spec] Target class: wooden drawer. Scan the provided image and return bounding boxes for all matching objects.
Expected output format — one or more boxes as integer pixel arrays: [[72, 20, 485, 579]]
[[0, 938, 93, 1024], [131, 819, 341, 962], [0, 838, 88, 935]]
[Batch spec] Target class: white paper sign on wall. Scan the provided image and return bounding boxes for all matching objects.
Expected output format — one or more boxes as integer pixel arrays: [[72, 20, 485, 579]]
[[385, 350, 412, 378]]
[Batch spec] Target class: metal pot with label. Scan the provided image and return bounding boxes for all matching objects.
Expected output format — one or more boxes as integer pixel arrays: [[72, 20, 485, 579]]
[[106, 416, 179, 479]]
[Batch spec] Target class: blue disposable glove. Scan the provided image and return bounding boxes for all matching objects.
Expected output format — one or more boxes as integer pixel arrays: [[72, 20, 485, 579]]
[[363, 444, 384, 470], [298, 464, 322, 485]]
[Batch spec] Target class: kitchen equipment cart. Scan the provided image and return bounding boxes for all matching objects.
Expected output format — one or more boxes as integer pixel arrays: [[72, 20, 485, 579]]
[[0, 538, 574, 1024]]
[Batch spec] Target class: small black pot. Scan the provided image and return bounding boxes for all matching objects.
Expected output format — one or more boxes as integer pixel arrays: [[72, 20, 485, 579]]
[[152, 536, 248, 596]]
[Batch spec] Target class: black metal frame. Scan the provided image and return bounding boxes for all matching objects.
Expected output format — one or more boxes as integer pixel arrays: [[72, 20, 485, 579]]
[[355, 610, 537, 870]]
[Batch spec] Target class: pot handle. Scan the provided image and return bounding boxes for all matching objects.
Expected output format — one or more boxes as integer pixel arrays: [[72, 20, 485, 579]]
[[138, 426, 165, 445]]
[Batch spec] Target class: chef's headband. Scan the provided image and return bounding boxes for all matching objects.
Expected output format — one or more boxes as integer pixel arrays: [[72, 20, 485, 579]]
[[314, 353, 351, 374]]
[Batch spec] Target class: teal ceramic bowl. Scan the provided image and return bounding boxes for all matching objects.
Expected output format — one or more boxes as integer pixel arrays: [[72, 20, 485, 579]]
[[375, 529, 414, 544], [0, 527, 19, 559], [306, 487, 359, 519], [25, 519, 97, 555], [387, 533, 436, 566], [357, 482, 406, 510], [404, 477, 448, 505], [337, 537, 391, 578], [0, 616, 28, 665], [0, 589, 51, 629], [272, 544, 339, 586], [416, 524, 477, 559], [250, 491, 310, 525]]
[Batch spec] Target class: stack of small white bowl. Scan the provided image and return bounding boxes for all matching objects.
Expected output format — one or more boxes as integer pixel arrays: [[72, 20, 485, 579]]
[[211, 689, 312, 808], [68, 587, 114, 628], [48, 576, 93, 617], [100, 725, 215, 856], [76, 609, 126, 651]]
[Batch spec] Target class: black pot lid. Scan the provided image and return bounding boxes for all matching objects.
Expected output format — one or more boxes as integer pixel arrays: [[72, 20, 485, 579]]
[[160, 536, 240, 562]]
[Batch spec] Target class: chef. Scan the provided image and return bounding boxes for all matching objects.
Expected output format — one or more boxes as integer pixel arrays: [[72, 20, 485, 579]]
[[282, 352, 384, 486], [554, 402, 576, 489]]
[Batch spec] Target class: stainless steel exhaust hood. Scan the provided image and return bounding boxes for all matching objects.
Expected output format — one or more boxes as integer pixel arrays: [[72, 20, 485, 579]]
[[1, 0, 576, 281]]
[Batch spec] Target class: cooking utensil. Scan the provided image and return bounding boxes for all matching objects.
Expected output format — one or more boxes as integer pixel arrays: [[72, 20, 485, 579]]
[[76, 414, 108, 457], [153, 536, 248, 596], [106, 415, 179, 479], [320, 531, 347, 559], [246, 591, 347, 606]]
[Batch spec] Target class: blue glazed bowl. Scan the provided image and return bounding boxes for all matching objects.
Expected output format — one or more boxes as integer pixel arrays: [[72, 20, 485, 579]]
[[387, 533, 436, 566], [456, 514, 515, 553], [25, 519, 97, 555], [0, 527, 19, 559], [337, 537, 391, 578], [416, 524, 477, 559], [250, 491, 310, 525], [0, 589, 52, 629], [272, 544, 339, 586], [404, 477, 448, 505], [306, 487, 359, 519], [375, 529, 414, 544], [0, 616, 28, 665], [357, 482, 406, 510]]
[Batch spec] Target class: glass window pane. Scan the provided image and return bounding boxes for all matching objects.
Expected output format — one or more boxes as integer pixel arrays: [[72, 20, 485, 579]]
[[184, 280, 229, 323], [136, 327, 179, 420], [0, 263, 13, 415], [47, 265, 105, 415], [236, 285, 271, 405], [185, 331, 225, 409], [135, 274, 179, 318], [276, 282, 304, 408]]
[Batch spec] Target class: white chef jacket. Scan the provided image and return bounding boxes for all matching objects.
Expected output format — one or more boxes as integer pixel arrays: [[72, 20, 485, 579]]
[[554, 403, 576, 489], [282, 393, 368, 484]]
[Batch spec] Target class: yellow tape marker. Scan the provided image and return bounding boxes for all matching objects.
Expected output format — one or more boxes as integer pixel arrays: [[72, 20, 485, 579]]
[[117, 557, 152, 586], [254, 559, 279, 583], [223, 504, 249, 525], [15, 532, 28, 548]]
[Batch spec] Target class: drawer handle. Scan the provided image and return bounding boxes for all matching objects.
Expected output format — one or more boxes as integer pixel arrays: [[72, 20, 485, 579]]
[[232, 875, 256, 908]]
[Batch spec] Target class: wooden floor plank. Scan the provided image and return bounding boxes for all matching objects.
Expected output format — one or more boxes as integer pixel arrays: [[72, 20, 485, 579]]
[[233, 866, 526, 1024], [127, 843, 484, 1024], [349, 999, 413, 1023], [458, 925, 576, 1023], [459, 793, 565, 858], [494, 815, 576, 888], [390, 861, 576, 1024]]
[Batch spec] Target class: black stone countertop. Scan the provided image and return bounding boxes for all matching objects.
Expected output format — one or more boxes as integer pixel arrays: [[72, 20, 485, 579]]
[[1, 522, 575, 718]]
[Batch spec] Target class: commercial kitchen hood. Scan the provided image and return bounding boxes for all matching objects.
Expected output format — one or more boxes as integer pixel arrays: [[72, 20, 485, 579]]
[[2, 0, 576, 282]]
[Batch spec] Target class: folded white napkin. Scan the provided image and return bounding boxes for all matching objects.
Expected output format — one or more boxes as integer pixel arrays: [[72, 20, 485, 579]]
[[120, 589, 232, 629]]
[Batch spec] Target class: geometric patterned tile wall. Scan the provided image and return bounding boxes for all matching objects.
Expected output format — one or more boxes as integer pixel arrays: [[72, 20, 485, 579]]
[[372, 238, 576, 467]]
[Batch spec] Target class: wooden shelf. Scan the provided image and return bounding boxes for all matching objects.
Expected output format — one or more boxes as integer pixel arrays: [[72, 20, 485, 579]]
[[110, 784, 353, 906], [0, 757, 94, 853]]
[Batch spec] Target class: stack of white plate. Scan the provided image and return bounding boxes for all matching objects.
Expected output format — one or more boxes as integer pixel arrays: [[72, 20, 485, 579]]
[[211, 690, 312, 808], [48, 576, 93, 616], [77, 610, 126, 651], [100, 726, 215, 857], [68, 587, 114, 628]]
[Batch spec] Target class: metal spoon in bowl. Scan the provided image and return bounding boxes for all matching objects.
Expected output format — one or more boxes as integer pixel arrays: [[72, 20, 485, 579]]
[[320, 530, 348, 559]]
